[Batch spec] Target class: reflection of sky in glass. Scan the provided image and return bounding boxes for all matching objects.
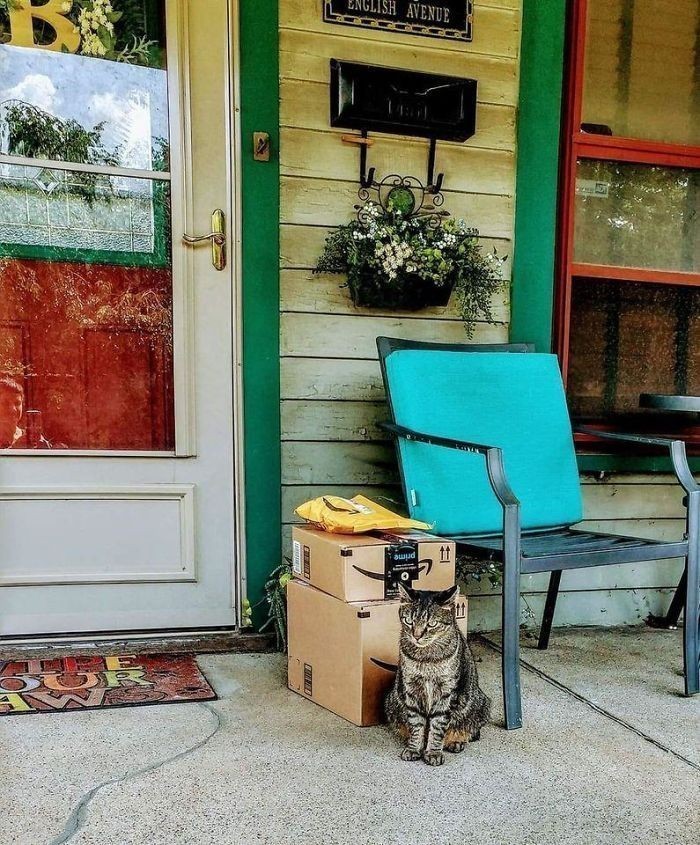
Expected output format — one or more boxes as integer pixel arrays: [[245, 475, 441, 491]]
[[0, 45, 169, 171]]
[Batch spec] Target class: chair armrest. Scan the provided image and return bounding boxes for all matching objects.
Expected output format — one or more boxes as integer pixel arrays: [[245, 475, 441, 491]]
[[380, 421, 496, 454], [575, 426, 700, 495], [576, 426, 677, 449], [380, 421, 520, 508]]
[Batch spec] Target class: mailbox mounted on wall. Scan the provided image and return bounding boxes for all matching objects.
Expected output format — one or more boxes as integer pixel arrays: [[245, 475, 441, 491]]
[[330, 60, 477, 193], [330, 60, 477, 142]]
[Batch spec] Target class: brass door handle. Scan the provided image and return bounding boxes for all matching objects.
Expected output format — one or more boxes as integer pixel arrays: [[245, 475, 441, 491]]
[[182, 209, 226, 270]]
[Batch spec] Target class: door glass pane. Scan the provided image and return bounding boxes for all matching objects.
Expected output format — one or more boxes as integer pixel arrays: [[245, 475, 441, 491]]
[[0, 1, 169, 171], [0, 162, 169, 256], [582, 0, 700, 145], [574, 159, 700, 273], [567, 278, 700, 418], [0, 1, 174, 452]]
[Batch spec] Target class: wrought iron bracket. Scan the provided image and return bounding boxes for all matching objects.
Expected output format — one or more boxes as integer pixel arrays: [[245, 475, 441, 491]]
[[341, 130, 445, 194]]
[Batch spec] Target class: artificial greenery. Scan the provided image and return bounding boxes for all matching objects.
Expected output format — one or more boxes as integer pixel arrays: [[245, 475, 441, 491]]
[[315, 202, 505, 337], [258, 561, 293, 652], [0, 0, 162, 67]]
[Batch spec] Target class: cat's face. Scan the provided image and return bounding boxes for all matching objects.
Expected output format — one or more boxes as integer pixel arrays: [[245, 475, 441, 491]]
[[397, 584, 459, 647]]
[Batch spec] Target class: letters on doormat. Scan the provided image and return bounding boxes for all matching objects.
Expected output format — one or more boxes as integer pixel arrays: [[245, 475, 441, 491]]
[[0, 653, 217, 716]]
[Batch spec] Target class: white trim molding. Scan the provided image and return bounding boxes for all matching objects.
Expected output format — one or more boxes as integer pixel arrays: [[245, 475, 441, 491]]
[[0, 484, 196, 587]]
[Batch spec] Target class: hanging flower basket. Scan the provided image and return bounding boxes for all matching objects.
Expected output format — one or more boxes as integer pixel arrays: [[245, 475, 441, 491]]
[[314, 194, 506, 337], [347, 267, 455, 310]]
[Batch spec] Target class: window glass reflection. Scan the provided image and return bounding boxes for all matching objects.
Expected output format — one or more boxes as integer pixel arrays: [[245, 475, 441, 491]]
[[0, 257, 174, 450], [574, 160, 699, 274], [0, 1, 168, 171], [0, 2, 175, 452], [568, 279, 700, 418], [0, 162, 170, 259], [582, 0, 700, 145]]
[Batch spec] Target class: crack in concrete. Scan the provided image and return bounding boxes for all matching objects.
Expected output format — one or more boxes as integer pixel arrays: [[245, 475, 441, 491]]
[[478, 635, 700, 773], [48, 702, 223, 845]]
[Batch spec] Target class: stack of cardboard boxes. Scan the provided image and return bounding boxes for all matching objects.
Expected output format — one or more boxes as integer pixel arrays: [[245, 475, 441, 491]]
[[287, 526, 465, 726]]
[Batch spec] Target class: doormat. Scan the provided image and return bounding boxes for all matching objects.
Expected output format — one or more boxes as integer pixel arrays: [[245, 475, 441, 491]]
[[0, 653, 217, 716]]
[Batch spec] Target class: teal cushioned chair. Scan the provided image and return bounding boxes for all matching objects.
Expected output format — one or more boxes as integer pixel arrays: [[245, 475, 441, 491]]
[[377, 336, 700, 730]]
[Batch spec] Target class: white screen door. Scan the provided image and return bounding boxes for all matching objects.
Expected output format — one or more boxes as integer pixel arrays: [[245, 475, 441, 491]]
[[0, 0, 239, 635]]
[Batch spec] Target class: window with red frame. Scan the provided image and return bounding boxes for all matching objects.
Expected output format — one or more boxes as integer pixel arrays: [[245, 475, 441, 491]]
[[555, 0, 700, 447]]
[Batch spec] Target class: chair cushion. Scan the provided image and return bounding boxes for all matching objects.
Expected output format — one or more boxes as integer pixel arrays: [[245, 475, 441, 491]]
[[385, 350, 582, 535]]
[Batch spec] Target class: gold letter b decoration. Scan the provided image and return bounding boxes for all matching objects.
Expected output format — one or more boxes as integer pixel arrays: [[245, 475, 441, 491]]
[[8, 0, 80, 53]]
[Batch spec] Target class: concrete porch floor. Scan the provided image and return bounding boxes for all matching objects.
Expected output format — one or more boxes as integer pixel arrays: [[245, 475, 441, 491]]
[[3, 627, 699, 845]]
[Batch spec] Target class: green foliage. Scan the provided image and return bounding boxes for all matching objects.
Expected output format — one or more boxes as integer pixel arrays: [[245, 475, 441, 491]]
[[456, 555, 502, 588], [315, 202, 505, 337], [0, 0, 161, 66], [3, 102, 118, 203], [0, 0, 21, 41], [5, 102, 115, 165], [257, 561, 293, 652]]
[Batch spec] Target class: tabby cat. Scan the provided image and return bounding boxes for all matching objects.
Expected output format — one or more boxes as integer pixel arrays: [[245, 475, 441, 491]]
[[385, 584, 490, 766]]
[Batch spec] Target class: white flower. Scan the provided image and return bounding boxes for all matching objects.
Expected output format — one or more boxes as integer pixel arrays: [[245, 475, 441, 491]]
[[61, 1, 72, 12]]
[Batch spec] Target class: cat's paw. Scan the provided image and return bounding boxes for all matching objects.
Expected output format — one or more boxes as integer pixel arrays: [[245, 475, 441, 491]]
[[444, 741, 466, 754], [422, 750, 445, 766], [400, 747, 423, 762]]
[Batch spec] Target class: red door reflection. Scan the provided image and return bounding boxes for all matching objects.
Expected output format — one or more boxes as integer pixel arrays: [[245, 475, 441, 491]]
[[0, 258, 174, 450]]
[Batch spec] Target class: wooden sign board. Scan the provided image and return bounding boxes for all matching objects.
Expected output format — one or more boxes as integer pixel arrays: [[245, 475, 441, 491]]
[[323, 1, 474, 42]]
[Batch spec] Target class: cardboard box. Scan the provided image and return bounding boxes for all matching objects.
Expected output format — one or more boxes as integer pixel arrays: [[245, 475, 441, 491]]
[[287, 578, 468, 727], [291, 526, 456, 603]]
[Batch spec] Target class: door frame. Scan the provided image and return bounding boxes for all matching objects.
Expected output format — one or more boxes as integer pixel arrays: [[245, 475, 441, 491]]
[[229, 0, 246, 625]]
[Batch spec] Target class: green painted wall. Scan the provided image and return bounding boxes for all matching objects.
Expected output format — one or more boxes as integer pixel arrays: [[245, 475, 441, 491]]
[[510, 0, 567, 353], [239, 0, 281, 623]]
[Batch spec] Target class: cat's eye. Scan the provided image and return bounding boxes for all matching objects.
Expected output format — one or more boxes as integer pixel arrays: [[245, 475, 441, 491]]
[[427, 620, 439, 629]]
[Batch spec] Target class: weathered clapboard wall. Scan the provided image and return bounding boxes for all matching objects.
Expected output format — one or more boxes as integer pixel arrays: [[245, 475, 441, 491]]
[[278, 0, 685, 630]]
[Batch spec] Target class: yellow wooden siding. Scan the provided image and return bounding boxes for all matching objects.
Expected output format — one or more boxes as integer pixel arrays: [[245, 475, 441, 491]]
[[279, 0, 521, 525]]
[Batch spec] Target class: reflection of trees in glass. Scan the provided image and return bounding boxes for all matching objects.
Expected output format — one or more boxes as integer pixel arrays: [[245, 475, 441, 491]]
[[0, 0, 165, 68], [151, 135, 169, 172], [1, 100, 117, 203], [4, 101, 116, 164], [0, 257, 172, 341], [1, 99, 171, 175], [0, 256, 174, 450]]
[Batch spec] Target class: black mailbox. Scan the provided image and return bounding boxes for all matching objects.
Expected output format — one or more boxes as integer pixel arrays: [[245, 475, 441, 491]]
[[330, 60, 477, 142]]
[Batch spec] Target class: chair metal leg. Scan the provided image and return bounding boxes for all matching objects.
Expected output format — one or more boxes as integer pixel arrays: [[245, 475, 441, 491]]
[[502, 508, 522, 730], [684, 491, 700, 696], [647, 570, 686, 629], [538, 570, 562, 651]]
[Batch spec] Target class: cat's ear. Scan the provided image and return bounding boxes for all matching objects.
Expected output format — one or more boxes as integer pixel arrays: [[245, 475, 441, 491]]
[[397, 582, 416, 603], [437, 585, 460, 606]]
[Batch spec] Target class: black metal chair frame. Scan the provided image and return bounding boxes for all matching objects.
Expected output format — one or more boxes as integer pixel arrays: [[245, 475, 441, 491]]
[[377, 336, 700, 730]]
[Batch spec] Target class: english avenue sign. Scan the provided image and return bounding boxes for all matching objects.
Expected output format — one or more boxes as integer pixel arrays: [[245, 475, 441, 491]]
[[323, 1, 474, 42]]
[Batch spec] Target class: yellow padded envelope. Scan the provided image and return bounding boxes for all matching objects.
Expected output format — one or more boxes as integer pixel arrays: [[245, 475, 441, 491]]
[[295, 494, 431, 534]]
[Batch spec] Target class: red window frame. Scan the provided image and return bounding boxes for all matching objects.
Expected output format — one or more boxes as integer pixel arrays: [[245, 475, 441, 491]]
[[554, 0, 700, 448]]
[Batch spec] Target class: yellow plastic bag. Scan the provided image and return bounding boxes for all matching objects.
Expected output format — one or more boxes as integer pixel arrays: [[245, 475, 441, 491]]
[[295, 494, 432, 534]]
